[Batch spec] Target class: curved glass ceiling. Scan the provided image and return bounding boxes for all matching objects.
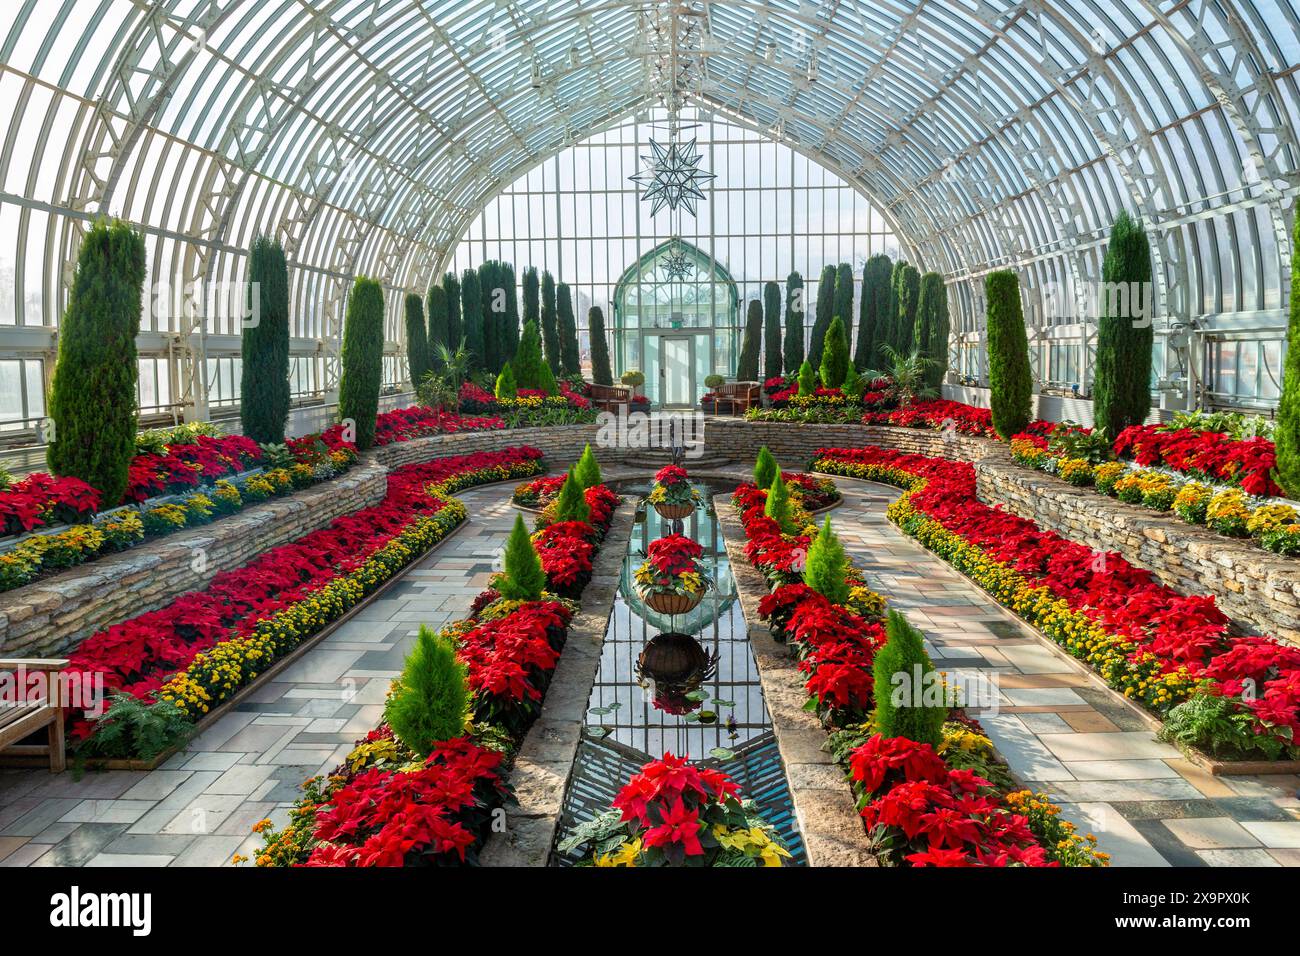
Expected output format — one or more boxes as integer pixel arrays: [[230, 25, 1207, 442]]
[[0, 1, 1297, 414]]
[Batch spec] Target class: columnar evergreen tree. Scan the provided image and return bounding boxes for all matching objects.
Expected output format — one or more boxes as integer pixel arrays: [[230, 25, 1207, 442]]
[[887, 260, 908, 355], [552, 469, 590, 524], [403, 292, 431, 389], [384, 626, 469, 759], [871, 610, 947, 749], [574, 443, 602, 489], [986, 270, 1033, 440], [897, 264, 921, 354], [502, 262, 520, 361], [819, 315, 851, 389], [426, 283, 449, 368], [808, 264, 837, 368], [833, 261, 854, 350], [478, 260, 501, 373], [783, 270, 805, 374], [523, 266, 540, 330], [443, 272, 462, 350], [763, 280, 782, 380], [737, 298, 763, 380], [47, 217, 145, 505], [914, 271, 950, 391], [557, 282, 580, 376], [764, 472, 796, 535], [460, 268, 483, 371], [589, 306, 613, 385], [754, 446, 779, 491], [804, 516, 851, 606], [1092, 211, 1155, 441], [338, 277, 385, 451], [857, 253, 892, 368], [1277, 215, 1300, 496], [540, 271, 561, 374], [512, 319, 550, 391], [240, 233, 290, 445], [497, 514, 546, 601]]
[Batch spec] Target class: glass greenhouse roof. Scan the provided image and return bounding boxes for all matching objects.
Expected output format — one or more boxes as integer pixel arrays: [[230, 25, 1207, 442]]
[[0, 0, 1296, 414]]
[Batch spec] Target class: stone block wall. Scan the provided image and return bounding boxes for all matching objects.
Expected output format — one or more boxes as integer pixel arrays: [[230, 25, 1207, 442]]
[[371, 423, 606, 470], [0, 462, 389, 658]]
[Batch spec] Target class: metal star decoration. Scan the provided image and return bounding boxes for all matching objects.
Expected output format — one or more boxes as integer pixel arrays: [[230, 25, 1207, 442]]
[[661, 243, 694, 280], [630, 138, 715, 216]]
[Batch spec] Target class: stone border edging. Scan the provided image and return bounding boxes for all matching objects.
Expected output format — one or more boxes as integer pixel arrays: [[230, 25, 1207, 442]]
[[713, 493, 877, 868], [478, 498, 638, 867]]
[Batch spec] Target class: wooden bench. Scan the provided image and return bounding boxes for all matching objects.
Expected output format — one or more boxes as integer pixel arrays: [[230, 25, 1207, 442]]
[[713, 381, 761, 415], [589, 383, 632, 414], [0, 658, 68, 772]]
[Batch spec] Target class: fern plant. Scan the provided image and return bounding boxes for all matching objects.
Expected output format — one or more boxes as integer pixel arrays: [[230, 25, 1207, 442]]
[[76, 695, 195, 762]]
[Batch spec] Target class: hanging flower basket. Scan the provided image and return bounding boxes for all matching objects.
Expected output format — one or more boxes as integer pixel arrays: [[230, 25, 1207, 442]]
[[643, 588, 704, 615], [653, 501, 694, 520]]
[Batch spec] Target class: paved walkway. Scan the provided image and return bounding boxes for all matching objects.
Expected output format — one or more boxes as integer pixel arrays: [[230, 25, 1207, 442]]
[[831, 477, 1300, 867], [0, 484, 519, 868]]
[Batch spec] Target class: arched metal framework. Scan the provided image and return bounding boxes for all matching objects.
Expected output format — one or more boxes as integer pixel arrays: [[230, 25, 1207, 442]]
[[0, 0, 1297, 428]]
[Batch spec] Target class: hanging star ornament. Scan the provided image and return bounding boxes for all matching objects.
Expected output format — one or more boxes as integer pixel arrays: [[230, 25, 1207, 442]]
[[661, 243, 694, 280], [630, 138, 716, 216]]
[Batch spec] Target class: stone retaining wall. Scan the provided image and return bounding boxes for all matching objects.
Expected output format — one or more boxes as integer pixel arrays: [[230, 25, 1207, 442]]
[[705, 418, 1300, 646], [0, 462, 389, 658], [0, 424, 606, 659]]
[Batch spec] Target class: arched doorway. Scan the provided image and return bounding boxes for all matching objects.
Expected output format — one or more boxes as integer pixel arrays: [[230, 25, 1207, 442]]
[[611, 240, 740, 409]]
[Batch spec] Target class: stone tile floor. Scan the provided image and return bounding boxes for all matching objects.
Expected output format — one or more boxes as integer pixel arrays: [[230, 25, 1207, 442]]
[[0, 484, 520, 868], [831, 477, 1300, 867]]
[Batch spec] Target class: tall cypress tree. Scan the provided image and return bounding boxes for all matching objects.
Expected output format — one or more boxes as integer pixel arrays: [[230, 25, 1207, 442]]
[[403, 292, 431, 389], [833, 261, 854, 347], [478, 261, 500, 373], [540, 271, 561, 374], [557, 282, 580, 376], [897, 264, 921, 354], [47, 217, 145, 506], [783, 270, 805, 374], [808, 263, 837, 368], [1092, 212, 1154, 440], [443, 272, 462, 350], [737, 299, 763, 381], [1277, 215, 1300, 496], [460, 268, 483, 371], [915, 271, 950, 391], [887, 260, 908, 355], [426, 283, 448, 367], [523, 266, 540, 331], [589, 306, 613, 386], [763, 280, 782, 380], [986, 270, 1032, 440], [502, 262, 520, 361], [856, 253, 892, 368], [240, 233, 291, 444], [338, 277, 385, 451]]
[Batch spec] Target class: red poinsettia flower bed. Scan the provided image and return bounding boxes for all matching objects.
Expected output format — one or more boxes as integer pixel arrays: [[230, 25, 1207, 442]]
[[123, 435, 264, 503], [0, 473, 101, 536], [849, 735, 1055, 867], [370, 405, 504, 444], [862, 398, 996, 436], [813, 445, 1300, 744], [62, 447, 545, 736], [304, 733, 507, 867], [1114, 423, 1281, 497]]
